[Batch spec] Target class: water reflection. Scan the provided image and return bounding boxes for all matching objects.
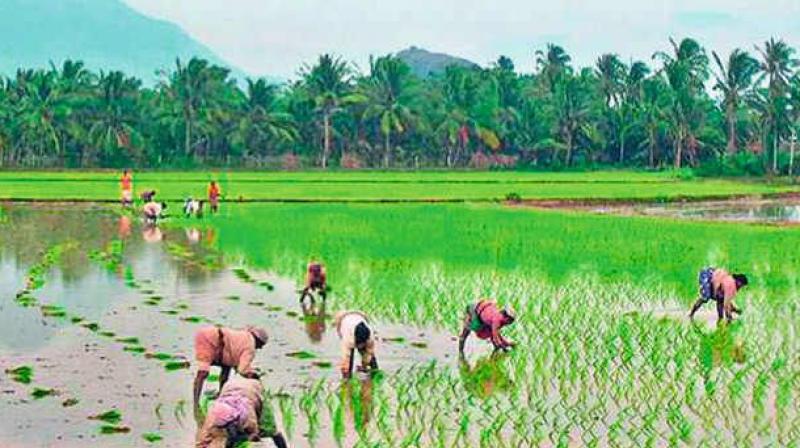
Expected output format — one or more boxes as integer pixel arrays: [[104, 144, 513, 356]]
[[301, 301, 327, 343], [650, 200, 800, 223], [693, 321, 746, 383], [459, 353, 512, 399], [339, 376, 375, 432], [143, 224, 164, 243]]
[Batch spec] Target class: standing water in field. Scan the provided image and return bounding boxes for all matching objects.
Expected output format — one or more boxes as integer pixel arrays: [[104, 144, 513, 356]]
[[0, 204, 456, 447]]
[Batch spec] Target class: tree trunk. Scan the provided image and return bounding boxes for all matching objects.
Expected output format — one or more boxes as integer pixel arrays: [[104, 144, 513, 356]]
[[674, 131, 683, 169], [446, 146, 453, 168], [618, 129, 626, 164], [184, 108, 192, 159], [383, 131, 391, 169], [649, 129, 656, 168], [726, 104, 737, 154], [322, 112, 330, 169], [565, 132, 573, 166], [773, 130, 779, 173]]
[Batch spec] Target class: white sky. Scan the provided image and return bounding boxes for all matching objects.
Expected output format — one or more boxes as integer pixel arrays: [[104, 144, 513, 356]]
[[123, 0, 800, 80]]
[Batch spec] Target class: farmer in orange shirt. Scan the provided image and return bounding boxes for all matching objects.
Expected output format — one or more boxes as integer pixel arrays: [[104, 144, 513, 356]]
[[193, 325, 269, 409], [208, 181, 221, 213], [120, 169, 133, 207], [458, 299, 516, 354]]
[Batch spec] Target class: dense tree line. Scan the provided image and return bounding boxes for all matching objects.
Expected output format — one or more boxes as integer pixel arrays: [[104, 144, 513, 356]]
[[1, 37, 800, 173]]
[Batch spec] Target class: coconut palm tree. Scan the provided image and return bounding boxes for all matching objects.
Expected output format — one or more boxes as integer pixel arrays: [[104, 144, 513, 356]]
[[234, 78, 297, 163], [158, 57, 233, 161], [361, 55, 416, 168], [712, 49, 760, 154], [300, 54, 354, 168], [756, 38, 798, 171], [536, 44, 572, 93], [654, 37, 710, 168], [87, 71, 143, 166]]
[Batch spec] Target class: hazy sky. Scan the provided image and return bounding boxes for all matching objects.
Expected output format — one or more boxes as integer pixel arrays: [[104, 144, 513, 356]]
[[123, 0, 799, 79]]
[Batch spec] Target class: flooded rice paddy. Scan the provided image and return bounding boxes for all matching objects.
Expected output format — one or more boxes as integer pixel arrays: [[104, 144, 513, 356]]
[[1, 201, 799, 447], [584, 197, 800, 224], [0, 204, 457, 447]]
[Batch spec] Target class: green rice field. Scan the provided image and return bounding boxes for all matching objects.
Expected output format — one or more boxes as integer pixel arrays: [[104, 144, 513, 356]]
[[0, 170, 795, 201], [0, 171, 799, 447]]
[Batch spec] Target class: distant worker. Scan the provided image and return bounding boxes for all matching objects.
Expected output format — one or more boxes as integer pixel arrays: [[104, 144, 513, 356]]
[[193, 325, 269, 409], [184, 197, 204, 218], [208, 181, 221, 213], [140, 189, 157, 203], [689, 267, 748, 324], [120, 169, 133, 207], [195, 377, 288, 448], [300, 262, 327, 304], [143, 201, 167, 225], [458, 299, 516, 354], [334, 311, 378, 379]]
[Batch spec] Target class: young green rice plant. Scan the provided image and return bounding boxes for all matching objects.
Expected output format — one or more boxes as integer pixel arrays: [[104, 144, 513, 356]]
[[99, 425, 131, 435], [62, 398, 80, 407], [89, 409, 122, 424], [142, 432, 163, 443], [31, 387, 57, 399], [6, 365, 33, 384]]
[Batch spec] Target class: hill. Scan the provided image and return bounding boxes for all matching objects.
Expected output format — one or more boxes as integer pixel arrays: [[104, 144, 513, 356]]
[[0, 0, 245, 83], [396, 46, 480, 78]]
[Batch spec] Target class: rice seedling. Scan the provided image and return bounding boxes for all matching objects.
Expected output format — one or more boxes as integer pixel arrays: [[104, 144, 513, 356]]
[[31, 387, 57, 399], [62, 398, 79, 407], [88, 409, 122, 424], [6, 365, 33, 384], [164, 360, 191, 371], [123, 345, 147, 354], [142, 432, 163, 443], [99, 425, 131, 435], [286, 351, 317, 360]]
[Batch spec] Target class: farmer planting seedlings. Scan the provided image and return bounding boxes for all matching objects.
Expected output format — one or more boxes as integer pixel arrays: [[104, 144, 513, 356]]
[[689, 268, 749, 324], [193, 325, 269, 410], [300, 261, 327, 304], [459, 299, 516, 354], [196, 376, 288, 448], [334, 310, 378, 379]]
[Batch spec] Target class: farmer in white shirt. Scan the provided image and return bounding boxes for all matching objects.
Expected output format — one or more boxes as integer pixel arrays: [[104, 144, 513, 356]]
[[334, 311, 378, 379]]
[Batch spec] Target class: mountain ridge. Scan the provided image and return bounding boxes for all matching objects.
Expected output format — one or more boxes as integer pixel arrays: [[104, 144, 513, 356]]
[[0, 0, 246, 82], [396, 46, 480, 78]]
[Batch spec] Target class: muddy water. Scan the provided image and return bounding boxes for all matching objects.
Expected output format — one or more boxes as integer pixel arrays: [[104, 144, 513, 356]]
[[0, 204, 459, 447], [589, 198, 800, 223]]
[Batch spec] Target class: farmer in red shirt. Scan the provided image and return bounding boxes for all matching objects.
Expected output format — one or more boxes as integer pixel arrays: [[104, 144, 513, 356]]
[[208, 181, 221, 213], [458, 299, 516, 354]]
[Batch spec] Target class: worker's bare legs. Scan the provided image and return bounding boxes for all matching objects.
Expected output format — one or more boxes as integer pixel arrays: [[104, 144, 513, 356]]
[[458, 311, 471, 354], [271, 433, 288, 448], [193, 370, 209, 410], [689, 297, 705, 319], [716, 299, 726, 324], [219, 366, 231, 392]]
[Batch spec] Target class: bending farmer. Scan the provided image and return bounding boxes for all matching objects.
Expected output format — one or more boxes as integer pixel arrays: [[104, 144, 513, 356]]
[[689, 267, 748, 323], [143, 201, 167, 225], [459, 299, 516, 354], [196, 377, 288, 448], [193, 325, 268, 409], [334, 311, 378, 379], [300, 261, 327, 303]]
